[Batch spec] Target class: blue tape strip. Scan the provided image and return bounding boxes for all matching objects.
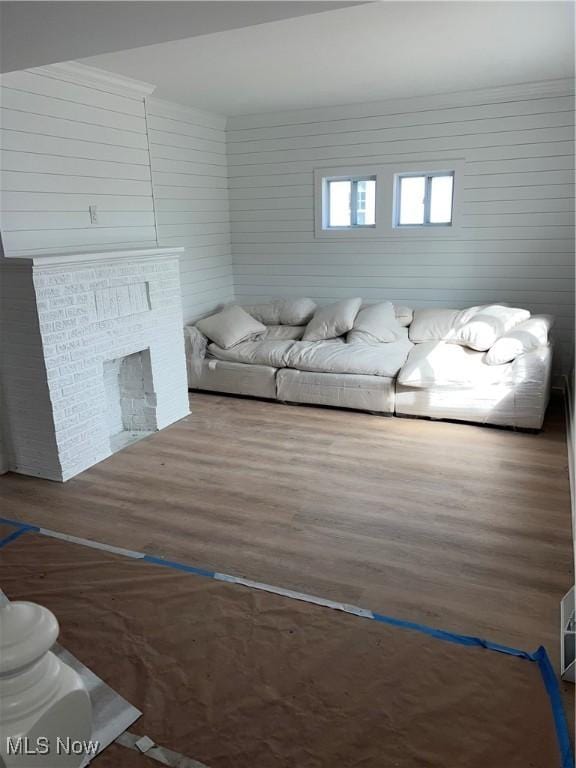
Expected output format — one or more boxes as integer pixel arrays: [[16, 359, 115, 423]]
[[0, 517, 572, 766], [371, 612, 535, 659], [0, 514, 36, 529], [533, 646, 574, 768], [0, 524, 38, 549], [142, 555, 215, 579]]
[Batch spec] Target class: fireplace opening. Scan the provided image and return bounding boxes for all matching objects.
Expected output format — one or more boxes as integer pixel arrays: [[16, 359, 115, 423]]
[[103, 349, 156, 453]]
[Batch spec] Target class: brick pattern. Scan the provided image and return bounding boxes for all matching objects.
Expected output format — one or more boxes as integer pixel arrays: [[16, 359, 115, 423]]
[[0, 265, 63, 480], [103, 358, 124, 435], [1, 252, 190, 481], [109, 349, 157, 433]]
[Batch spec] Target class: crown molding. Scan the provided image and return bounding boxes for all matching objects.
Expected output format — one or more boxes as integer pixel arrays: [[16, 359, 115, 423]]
[[28, 61, 156, 100]]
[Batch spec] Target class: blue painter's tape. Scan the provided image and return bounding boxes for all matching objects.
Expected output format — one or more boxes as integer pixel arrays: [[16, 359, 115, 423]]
[[0, 515, 38, 530], [371, 611, 534, 659], [142, 554, 215, 579], [534, 645, 574, 768], [0, 525, 37, 550]]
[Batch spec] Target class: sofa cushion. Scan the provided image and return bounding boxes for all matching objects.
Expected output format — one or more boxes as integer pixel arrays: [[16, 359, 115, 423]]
[[197, 306, 266, 349], [394, 305, 414, 327], [398, 341, 512, 389], [285, 337, 413, 377], [409, 307, 483, 343], [208, 339, 296, 368], [240, 302, 281, 325], [239, 298, 316, 325], [277, 298, 317, 325], [303, 298, 362, 341], [277, 369, 396, 413], [485, 315, 553, 365], [451, 305, 530, 351], [185, 325, 208, 359], [259, 325, 306, 341], [347, 301, 404, 344]]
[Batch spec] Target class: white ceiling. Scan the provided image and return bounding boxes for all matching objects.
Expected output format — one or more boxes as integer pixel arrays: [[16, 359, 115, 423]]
[[84, 1, 574, 117], [0, 1, 360, 73]]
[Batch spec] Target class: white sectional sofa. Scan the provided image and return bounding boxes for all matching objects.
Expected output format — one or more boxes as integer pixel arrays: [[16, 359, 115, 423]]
[[185, 299, 553, 430]]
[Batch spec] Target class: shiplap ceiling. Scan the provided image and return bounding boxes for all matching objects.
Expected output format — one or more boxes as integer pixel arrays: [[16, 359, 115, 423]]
[[83, 1, 574, 116]]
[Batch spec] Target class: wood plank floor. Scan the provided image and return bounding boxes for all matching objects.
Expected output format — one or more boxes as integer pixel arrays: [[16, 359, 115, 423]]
[[1, 392, 573, 701]]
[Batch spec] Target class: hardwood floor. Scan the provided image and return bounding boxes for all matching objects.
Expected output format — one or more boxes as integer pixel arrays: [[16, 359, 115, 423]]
[[0, 392, 573, 674]]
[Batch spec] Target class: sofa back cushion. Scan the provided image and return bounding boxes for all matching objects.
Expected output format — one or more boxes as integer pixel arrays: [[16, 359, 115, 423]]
[[277, 298, 317, 325], [197, 306, 266, 349], [409, 307, 483, 343], [348, 301, 404, 344], [240, 298, 316, 326], [451, 305, 530, 351], [394, 306, 413, 327], [240, 302, 281, 324], [303, 298, 362, 341], [259, 325, 306, 341], [485, 315, 553, 365]]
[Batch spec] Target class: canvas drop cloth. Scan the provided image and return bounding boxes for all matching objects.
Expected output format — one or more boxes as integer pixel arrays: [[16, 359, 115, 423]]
[[0, 526, 570, 768]]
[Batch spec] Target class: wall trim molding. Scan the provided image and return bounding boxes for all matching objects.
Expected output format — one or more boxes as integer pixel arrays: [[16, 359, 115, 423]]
[[27, 61, 156, 100]]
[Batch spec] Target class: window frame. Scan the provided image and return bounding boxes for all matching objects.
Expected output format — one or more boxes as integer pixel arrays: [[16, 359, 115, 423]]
[[394, 171, 455, 228], [325, 175, 377, 230], [314, 160, 464, 239]]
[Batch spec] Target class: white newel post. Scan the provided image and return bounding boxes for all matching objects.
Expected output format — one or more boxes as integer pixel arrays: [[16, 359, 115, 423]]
[[0, 602, 92, 767]]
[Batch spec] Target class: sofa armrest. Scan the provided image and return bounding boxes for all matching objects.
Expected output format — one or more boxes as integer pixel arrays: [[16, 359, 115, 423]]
[[185, 325, 208, 359], [184, 325, 208, 386], [510, 343, 552, 380], [508, 344, 553, 428]]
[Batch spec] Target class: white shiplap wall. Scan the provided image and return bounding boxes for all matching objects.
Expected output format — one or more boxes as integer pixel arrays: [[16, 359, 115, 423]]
[[146, 98, 233, 323], [0, 67, 157, 254], [227, 80, 575, 375]]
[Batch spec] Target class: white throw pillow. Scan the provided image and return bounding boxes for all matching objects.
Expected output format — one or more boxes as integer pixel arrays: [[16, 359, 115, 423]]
[[347, 301, 404, 343], [451, 305, 530, 351], [277, 298, 317, 325], [239, 303, 281, 325], [485, 315, 553, 365], [394, 306, 414, 327], [239, 299, 316, 325], [303, 298, 363, 341], [409, 306, 483, 343], [196, 306, 266, 349]]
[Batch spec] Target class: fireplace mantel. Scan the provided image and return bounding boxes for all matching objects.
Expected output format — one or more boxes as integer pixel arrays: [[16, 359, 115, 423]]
[[2, 246, 184, 269]]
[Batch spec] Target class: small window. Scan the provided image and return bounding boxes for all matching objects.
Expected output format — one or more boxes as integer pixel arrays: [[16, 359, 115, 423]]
[[395, 172, 454, 227], [325, 176, 376, 229]]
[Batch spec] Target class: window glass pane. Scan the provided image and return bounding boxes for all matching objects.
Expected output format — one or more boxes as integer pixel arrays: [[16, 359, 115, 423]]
[[356, 179, 376, 226], [328, 180, 351, 227], [398, 176, 425, 225], [430, 175, 454, 224]]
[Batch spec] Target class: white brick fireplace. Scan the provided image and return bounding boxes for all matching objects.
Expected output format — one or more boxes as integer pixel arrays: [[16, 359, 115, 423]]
[[0, 247, 190, 481]]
